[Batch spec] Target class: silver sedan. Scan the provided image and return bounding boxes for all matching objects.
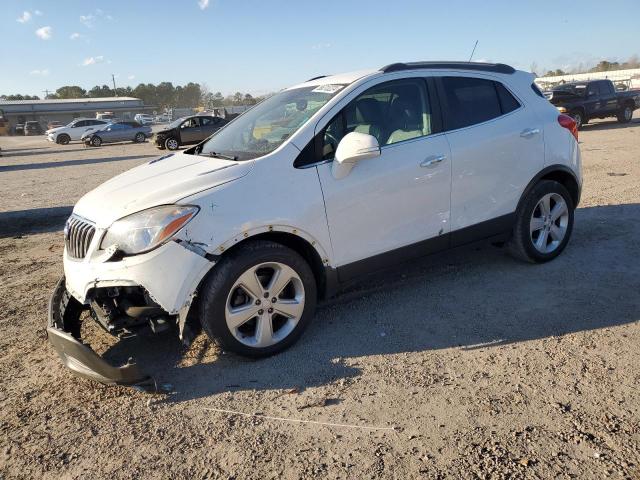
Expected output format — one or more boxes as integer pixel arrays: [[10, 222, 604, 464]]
[[82, 122, 153, 147]]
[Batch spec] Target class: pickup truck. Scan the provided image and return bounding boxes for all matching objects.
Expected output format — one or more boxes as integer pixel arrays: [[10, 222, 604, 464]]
[[545, 79, 639, 129]]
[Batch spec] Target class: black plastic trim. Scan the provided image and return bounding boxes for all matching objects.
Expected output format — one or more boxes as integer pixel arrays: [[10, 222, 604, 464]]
[[381, 62, 516, 75], [450, 213, 515, 248], [307, 75, 328, 82], [517, 164, 581, 210], [337, 234, 449, 283], [336, 213, 516, 283]]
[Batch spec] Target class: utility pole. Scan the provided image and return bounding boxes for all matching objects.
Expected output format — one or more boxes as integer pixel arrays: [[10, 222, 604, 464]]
[[111, 74, 117, 96], [42, 89, 52, 99]]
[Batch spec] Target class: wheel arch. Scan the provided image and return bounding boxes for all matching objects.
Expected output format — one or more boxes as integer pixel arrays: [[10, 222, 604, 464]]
[[517, 165, 581, 213], [212, 230, 334, 301]]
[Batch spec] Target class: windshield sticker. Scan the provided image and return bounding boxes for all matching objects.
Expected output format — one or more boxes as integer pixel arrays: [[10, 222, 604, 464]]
[[312, 84, 345, 94]]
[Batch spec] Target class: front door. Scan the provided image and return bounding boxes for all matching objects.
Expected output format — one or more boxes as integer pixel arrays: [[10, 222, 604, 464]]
[[316, 78, 452, 280]]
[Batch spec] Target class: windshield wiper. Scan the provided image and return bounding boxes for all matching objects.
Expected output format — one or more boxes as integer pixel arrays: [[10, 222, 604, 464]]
[[204, 151, 237, 161]]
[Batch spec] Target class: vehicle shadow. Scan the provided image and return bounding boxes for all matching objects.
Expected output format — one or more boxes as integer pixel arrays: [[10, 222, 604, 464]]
[[581, 117, 640, 131], [0, 206, 73, 238], [0, 154, 156, 172], [94, 203, 640, 401]]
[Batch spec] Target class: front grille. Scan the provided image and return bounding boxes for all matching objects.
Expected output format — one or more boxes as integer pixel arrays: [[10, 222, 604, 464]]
[[64, 215, 96, 259]]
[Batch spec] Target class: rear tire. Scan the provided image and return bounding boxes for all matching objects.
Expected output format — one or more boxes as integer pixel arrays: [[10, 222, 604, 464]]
[[199, 241, 317, 358], [508, 180, 574, 263], [617, 105, 633, 124], [165, 137, 179, 150], [57, 134, 70, 145]]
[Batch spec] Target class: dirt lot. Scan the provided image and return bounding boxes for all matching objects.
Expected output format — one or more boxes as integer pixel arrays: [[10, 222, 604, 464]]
[[1, 118, 639, 479]]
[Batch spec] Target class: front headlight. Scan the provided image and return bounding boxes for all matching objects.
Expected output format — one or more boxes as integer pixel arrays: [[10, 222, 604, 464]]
[[100, 205, 199, 255]]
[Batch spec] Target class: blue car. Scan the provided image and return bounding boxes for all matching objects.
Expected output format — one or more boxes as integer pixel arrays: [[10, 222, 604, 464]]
[[82, 121, 153, 147]]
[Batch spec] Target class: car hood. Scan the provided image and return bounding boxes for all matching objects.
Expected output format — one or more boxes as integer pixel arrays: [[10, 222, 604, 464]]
[[47, 126, 64, 134], [73, 151, 253, 227]]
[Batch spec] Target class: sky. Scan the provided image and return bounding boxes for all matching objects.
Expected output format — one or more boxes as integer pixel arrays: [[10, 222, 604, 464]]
[[1, 0, 639, 97]]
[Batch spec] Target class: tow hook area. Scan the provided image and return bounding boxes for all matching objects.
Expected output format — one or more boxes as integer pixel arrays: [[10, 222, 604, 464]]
[[47, 276, 162, 392]]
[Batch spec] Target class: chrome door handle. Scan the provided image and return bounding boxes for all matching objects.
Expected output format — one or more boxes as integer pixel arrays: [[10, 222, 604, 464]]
[[520, 128, 540, 138], [420, 154, 446, 167]]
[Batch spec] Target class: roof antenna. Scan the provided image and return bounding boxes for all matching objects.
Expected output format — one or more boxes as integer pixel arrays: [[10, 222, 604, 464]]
[[468, 40, 479, 62]]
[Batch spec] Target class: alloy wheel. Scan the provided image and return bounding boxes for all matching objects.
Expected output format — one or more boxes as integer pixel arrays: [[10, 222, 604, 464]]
[[225, 262, 305, 348], [166, 138, 179, 150], [572, 112, 582, 129], [529, 193, 569, 254], [624, 107, 632, 121]]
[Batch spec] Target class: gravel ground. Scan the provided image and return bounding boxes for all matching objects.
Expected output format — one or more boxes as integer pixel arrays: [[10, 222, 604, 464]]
[[0, 117, 639, 479]]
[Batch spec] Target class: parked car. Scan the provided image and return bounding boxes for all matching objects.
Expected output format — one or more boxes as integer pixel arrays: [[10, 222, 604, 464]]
[[154, 115, 227, 150], [14, 123, 24, 135], [46, 118, 111, 144], [134, 114, 154, 125], [81, 121, 153, 146], [48, 61, 583, 388], [154, 114, 170, 123], [47, 120, 64, 130], [24, 121, 44, 135], [96, 112, 117, 121], [545, 79, 639, 129]]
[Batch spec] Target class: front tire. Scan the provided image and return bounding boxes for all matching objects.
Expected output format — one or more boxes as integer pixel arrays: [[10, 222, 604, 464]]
[[134, 132, 146, 143], [199, 241, 317, 357], [617, 105, 633, 124], [57, 134, 70, 145], [569, 110, 585, 129], [91, 136, 102, 147], [165, 137, 179, 150], [508, 180, 574, 263]]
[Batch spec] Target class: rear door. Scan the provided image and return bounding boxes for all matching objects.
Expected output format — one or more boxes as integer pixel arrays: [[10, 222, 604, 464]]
[[316, 77, 452, 278], [178, 117, 202, 144], [438, 75, 545, 241], [199, 116, 220, 137]]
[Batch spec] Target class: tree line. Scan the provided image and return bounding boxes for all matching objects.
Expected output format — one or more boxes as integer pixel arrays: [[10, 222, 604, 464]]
[[535, 55, 640, 78], [1, 82, 268, 109]]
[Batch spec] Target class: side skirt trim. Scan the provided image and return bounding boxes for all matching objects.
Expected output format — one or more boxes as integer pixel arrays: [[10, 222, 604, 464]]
[[336, 213, 515, 283]]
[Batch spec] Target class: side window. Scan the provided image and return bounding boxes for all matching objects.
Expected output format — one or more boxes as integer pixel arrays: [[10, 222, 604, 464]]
[[321, 78, 432, 159], [200, 117, 216, 126], [495, 82, 521, 114], [75, 120, 88, 128], [588, 83, 600, 96], [599, 81, 614, 95], [441, 77, 502, 130], [181, 118, 199, 129]]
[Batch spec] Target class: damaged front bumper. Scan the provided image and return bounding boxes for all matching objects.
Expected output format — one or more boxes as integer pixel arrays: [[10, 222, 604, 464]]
[[47, 276, 155, 388]]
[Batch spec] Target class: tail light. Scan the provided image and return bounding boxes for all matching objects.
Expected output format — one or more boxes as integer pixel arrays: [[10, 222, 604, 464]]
[[558, 114, 578, 142]]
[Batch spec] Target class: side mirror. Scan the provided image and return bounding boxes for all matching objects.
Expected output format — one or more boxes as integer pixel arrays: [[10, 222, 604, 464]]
[[331, 132, 380, 179]]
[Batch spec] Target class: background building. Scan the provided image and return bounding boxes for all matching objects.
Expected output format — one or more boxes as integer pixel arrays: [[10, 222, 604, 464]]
[[535, 68, 640, 91], [0, 97, 155, 132]]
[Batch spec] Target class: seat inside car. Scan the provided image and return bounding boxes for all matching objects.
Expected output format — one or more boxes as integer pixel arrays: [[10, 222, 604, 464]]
[[385, 98, 426, 144]]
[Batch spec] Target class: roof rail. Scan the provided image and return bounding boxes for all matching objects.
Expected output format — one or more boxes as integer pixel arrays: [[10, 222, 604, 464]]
[[380, 61, 516, 75], [306, 75, 328, 82]]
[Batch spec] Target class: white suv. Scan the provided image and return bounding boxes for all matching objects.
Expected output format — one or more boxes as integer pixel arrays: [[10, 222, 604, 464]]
[[48, 62, 582, 388], [46, 118, 110, 144]]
